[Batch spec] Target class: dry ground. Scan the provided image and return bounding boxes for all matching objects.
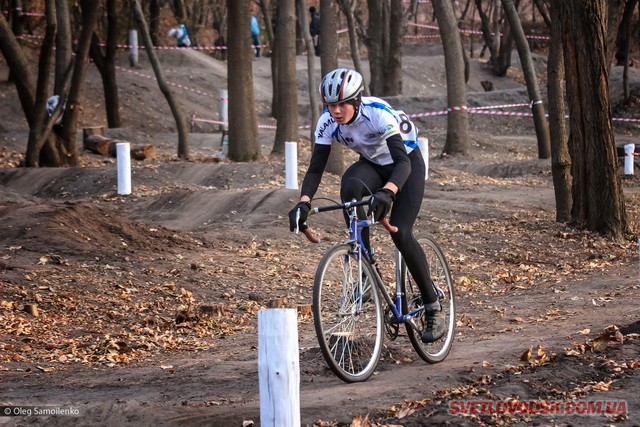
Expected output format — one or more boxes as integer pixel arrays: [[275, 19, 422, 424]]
[[1, 42, 640, 427]]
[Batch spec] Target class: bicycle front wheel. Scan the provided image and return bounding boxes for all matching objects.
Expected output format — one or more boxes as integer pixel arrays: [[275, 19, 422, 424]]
[[312, 244, 384, 383], [403, 236, 455, 363]]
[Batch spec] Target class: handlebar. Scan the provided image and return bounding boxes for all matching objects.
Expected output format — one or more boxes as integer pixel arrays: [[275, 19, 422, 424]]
[[299, 199, 398, 243]]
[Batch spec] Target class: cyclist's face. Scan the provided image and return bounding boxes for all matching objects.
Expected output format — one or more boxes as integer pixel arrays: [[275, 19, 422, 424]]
[[327, 102, 355, 124]]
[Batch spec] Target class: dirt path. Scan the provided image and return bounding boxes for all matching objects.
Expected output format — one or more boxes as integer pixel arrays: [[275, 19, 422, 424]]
[[1, 47, 640, 426]]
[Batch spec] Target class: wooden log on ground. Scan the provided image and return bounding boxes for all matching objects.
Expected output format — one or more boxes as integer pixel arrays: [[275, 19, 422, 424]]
[[84, 134, 113, 156], [84, 135, 156, 161], [131, 144, 157, 161]]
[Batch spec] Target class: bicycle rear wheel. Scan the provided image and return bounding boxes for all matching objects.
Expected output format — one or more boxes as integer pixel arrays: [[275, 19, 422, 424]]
[[312, 244, 384, 383], [403, 236, 455, 363]]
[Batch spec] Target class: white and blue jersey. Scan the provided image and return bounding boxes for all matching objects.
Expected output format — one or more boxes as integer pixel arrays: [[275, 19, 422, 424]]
[[314, 96, 418, 166]]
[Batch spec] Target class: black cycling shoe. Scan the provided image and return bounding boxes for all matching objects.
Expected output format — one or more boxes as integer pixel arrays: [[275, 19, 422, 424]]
[[421, 301, 445, 343]]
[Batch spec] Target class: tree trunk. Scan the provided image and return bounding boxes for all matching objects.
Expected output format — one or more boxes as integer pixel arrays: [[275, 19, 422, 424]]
[[0, 12, 36, 124], [227, 0, 260, 162], [319, 0, 338, 76], [547, 5, 571, 223], [59, 0, 102, 167], [433, 0, 469, 156], [320, 0, 344, 175], [132, 0, 190, 160], [614, 0, 637, 66], [385, 0, 404, 95], [474, 0, 513, 76], [296, 0, 320, 144], [560, 0, 627, 239], [367, 0, 385, 95], [501, 0, 550, 159], [338, 0, 366, 91], [26, 2, 55, 167], [268, 3, 278, 118], [604, 0, 625, 68], [89, 0, 121, 129], [149, 0, 161, 46], [272, 0, 298, 155], [54, 0, 72, 96], [10, 0, 24, 36]]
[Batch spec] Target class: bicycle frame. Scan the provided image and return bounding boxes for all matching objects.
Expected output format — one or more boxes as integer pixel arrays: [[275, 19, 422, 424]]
[[302, 198, 425, 323], [341, 202, 423, 325]]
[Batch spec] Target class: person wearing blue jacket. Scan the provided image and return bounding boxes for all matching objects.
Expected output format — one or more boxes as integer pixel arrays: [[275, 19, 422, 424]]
[[251, 14, 261, 58], [168, 24, 191, 47]]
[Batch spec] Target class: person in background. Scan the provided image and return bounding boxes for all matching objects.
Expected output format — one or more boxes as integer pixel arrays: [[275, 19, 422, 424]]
[[251, 14, 261, 58], [288, 68, 445, 343], [308, 6, 320, 56], [167, 23, 191, 47]]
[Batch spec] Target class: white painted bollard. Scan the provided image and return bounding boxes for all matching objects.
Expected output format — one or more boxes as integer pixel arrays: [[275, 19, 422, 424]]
[[418, 138, 429, 180], [258, 309, 300, 427], [285, 141, 298, 189], [116, 142, 132, 195], [624, 143, 635, 175], [218, 89, 228, 131], [129, 29, 138, 67]]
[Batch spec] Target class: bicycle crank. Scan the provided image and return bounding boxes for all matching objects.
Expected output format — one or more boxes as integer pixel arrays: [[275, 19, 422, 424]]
[[384, 307, 400, 339]]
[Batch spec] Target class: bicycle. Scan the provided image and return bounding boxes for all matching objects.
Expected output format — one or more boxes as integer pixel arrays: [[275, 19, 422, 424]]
[[297, 197, 455, 383]]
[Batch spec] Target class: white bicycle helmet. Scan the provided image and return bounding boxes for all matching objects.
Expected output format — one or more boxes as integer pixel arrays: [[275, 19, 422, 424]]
[[319, 68, 364, 104]]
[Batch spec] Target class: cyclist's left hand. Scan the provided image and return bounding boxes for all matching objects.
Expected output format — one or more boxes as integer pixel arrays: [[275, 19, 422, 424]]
[[289, 201, 311, 232], [368, 188, 395, 221]]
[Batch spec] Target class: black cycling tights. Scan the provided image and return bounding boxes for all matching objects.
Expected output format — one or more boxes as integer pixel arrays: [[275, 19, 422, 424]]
[[340, 149, 437, 303]]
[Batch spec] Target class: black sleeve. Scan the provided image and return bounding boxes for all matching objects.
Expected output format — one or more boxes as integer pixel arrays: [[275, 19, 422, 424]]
[[300, 143, 331, 200], [386, 133, 411, 190]]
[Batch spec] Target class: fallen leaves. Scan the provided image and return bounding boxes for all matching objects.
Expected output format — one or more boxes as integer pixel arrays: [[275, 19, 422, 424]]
[[520, 345, 550, 366], [565, 325, 626, 357]]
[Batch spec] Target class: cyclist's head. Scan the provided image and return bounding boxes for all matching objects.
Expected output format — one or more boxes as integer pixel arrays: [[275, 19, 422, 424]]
[[319, 68, 364, 106]]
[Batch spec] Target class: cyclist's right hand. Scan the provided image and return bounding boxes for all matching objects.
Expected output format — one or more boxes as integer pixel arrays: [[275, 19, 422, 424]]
[[289, 201, 311, 232]]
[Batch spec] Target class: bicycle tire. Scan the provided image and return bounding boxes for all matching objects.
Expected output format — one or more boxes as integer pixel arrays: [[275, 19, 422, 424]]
[[402, 236, 455, 363], [312, 244, 384, 383]]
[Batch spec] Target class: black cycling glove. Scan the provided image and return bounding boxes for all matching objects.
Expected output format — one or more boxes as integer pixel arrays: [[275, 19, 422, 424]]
[[368, 188, 395, 221], [289, 201, 311, 232]]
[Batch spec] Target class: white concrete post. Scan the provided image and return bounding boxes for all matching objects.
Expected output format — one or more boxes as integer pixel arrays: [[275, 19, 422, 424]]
[[624, 143, 635, 175], [116, 143, 132, 195], [129, 30, 138, 67], [258, 309, 300, 427], [285, 141, 298, 189], [218, 89, 228, 131], [418, 138, 429, 180]]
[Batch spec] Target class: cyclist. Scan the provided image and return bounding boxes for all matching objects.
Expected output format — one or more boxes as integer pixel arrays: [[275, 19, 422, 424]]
[[288, 68, 445, 343]]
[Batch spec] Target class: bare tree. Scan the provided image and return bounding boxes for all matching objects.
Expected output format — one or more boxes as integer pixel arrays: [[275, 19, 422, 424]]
[[546, 1, 571, 223], [149, 0, 162, 46], [296, 0, 320, 144], [366, 0, 405, 96], [132, 0, 190, 159], [337, 0, 366, 83], [320, 0, 345, 175], [614, 0, 638, 103], [433, 0, 469, 156], [0, 0, 100, 166], [56, 0, 102, 166], [474, 0, 513, 76], [54, 0, 72, 96], [560, 0, 627, 239], [271, 0, 298, 155], [226, 0, 260, 161], [501, 0, 550, 159], [90, 0, 121, 128]]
